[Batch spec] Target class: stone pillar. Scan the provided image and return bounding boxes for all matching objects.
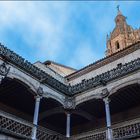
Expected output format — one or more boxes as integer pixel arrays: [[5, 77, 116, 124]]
[[31, 96, 41, 140], [103, 97, 113, 140], [66, 112, 71, 138]]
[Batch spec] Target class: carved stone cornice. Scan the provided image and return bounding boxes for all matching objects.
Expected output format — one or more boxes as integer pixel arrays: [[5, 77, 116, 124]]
[[0, 44, 69, 95], [0, 43, 140, 96], [67, 41, 140, 81], [70, 57, 140, 94]]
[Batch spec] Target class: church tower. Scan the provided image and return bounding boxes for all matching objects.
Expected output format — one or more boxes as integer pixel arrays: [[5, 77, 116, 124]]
[[106, 6, 140, 56]]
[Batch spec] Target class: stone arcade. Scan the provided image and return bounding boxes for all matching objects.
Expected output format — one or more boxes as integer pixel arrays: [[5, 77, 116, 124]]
[[0, 8, 140, 140]]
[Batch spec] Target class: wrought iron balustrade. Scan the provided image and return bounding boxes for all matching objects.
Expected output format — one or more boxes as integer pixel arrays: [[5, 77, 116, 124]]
[[0, 110, 66, 140]]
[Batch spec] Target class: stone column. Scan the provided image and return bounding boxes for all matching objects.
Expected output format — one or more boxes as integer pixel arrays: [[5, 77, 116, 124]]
[[31, 96, 41, 140], [66, 112, 71, 138], [103, 97, 113, 140]]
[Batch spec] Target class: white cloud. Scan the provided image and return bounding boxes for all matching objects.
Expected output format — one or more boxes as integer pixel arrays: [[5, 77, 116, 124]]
[[68, 41, 100, 69], [0, 1, 139, 69], [0, 1, 70, 61]]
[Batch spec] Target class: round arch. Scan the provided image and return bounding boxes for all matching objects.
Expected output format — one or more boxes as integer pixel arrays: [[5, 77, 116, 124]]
[[109, 78, 140, 97], [108, 81, 140, 125], [75, 92, 101, 107], [7, 69, 66, 106], [0, 77, 36, 121], [42, 84, 66, 106], [7, 70, 39, 94], [44, 93, 65, 106]]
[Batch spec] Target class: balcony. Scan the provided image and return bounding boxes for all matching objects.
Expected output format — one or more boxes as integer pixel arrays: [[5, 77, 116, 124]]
[[1, 109, 140, 140], [0, 110, 66, 140], [72, 118, 140, 140]]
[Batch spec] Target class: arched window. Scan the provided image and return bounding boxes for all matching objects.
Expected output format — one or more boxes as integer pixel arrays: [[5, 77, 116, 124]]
[[115, 41, 120, 50]]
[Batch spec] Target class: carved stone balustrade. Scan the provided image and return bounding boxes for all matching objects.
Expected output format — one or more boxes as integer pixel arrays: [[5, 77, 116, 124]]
[[0, 110, 65, 140], [77, 131, 106, 140], [71, 118, 140, 140], [113, 119, 140, 139]]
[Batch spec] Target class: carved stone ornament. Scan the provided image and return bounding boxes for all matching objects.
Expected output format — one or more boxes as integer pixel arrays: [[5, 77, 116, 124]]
[[64, 97, 75, 110], [37, 87, 44, 97], [101, 88, 109, 98], [0, 62, 10, 76]]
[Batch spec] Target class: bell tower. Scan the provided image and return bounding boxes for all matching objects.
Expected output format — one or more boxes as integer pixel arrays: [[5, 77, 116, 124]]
[[106, 6, 140, 56]]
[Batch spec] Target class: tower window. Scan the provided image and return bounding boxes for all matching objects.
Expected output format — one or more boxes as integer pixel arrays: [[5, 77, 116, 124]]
[[115, 41, 120, 50]]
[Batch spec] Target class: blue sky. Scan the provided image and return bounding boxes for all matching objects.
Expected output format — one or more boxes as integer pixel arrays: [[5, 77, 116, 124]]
[[0, 1, 140, 69]]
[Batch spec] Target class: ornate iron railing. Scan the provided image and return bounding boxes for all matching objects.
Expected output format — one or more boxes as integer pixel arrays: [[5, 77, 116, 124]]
[[0, 110, 66, 140], [72, 118, 140, 140]]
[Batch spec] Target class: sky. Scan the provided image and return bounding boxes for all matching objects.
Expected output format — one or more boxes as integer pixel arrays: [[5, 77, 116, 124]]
[[0, 1, 140, 70]]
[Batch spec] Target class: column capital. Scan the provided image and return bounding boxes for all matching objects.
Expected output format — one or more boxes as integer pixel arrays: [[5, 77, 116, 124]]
[[103, 97, 111, 104], [64, 110, 72, 115], [34, 95, 42, 101], [37, 86, 44, 96], [34, 87, 44, 100], [64, 96, 75, 110]]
